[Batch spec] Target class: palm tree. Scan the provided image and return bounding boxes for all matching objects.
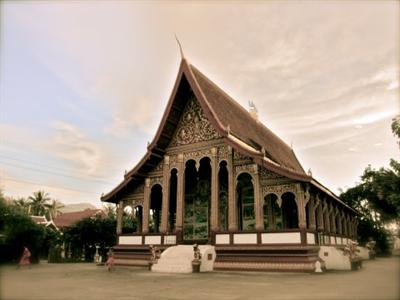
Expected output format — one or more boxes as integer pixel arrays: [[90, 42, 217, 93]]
[[13, 197, 31, 214], [46, 199, 64, 220], [28, 191, 51, 216], [103, 204, 116, 219]]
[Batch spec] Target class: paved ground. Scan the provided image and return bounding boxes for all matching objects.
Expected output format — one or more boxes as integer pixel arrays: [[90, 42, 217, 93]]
[[1, 257, 399, 300]]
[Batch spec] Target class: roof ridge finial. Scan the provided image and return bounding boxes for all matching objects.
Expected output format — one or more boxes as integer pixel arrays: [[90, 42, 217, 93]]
[[175, 34, 185, 59], [248, 100, 258, 120]]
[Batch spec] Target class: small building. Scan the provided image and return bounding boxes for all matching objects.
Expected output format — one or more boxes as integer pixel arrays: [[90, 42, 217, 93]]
[[101, 57, 358, 272], [31, 215, 58, 231], [53, 209, 105, 230]]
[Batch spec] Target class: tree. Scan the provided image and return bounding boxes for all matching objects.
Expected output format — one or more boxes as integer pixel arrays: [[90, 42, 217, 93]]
[[64, 215, 116, 261], [102, 204, 116, 220], [340, 117, 400, 254], [0, 190, 52, 264], [391, 115, 400, 145], [360, 160, 400, 223], [12, 198, 31, 215], [46, 199, 64, 220], [28, 191, 51, 216]]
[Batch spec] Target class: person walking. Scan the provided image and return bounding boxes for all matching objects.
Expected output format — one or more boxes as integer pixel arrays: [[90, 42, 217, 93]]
[[18, 246, 31, 269], [106, 248, 115, 272]]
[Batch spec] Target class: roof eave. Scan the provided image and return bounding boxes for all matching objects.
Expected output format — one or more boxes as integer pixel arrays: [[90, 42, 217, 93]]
[[309, 179, 359, 215]]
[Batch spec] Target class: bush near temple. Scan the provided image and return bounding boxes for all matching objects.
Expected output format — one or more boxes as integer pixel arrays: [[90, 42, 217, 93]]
[[63, 216, 116, 262]]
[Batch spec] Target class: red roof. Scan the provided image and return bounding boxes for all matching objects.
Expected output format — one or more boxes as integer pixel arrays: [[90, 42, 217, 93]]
[[53, 209, 105, 228]]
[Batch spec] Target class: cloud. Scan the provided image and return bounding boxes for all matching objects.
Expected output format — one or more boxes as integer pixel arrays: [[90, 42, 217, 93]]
[[51, 121, 104, 176], [2, 1, 399, 198], [103, 96, 160, 138]]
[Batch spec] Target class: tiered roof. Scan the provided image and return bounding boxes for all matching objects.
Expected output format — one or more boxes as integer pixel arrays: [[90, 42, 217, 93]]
[[101, 58, 356, 213]]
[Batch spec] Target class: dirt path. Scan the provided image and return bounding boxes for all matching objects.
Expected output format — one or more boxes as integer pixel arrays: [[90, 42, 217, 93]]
[[1, 257, 399, 300]]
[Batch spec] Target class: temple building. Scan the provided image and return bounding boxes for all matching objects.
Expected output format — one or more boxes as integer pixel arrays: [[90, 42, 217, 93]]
[[101, 57, 359, 272]]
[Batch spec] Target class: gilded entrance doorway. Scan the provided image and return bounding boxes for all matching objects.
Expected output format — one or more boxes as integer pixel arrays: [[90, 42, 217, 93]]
[[183, 158, 211, 242]]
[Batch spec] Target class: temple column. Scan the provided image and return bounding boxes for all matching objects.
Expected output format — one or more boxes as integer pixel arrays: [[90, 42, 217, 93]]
[[354, 219, 359, 239], [308, 196, 317, 230], [316, 196, 324, 244], [210, 148, 219, 232], [348, 216, 353, 238], [175, 154, 184, 239], [323, 201, 331, 234], [336, 207, 343, 235], [316, 197, 324, 231], [116, 200, 124, 235], [346, 214, 351, 238], [297, 184, 309, 230], [330, 204, 337, 234], [342, 212, 348, 236], [143, 178, 151, 234], [297, 184, 309, 245], [160, 156, 170, 233], [253, 165, 263, 231], [228, 147, 237, 231], [353, 218, 357, 238]]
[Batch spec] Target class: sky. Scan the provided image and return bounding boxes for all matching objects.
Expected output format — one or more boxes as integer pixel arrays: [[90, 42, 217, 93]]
[[0, 1, 399, 207]]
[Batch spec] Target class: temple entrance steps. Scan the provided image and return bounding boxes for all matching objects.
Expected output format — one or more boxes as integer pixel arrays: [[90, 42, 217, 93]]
[[214, 245, 323, 272], [113, 245, 165, 268], [152, 245, 216, 273]]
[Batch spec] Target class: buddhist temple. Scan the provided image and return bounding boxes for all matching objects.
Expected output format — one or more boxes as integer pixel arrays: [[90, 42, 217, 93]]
[[101, 56, 359, 272]]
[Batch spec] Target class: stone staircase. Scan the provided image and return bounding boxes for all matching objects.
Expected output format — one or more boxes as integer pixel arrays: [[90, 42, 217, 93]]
[[152, 245, 216, 273], [113, 245, 160, 268]]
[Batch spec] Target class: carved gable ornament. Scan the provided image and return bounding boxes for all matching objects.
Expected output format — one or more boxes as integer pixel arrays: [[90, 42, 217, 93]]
[[169, 96, 221, 147]]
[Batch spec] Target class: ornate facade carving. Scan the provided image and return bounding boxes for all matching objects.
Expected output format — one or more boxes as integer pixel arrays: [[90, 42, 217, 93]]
[[235, 164, 257, 176], [154, 161, 163, 172], [183, 149, 212, 162], [167, 154, 179, 170], [123, 198, 144, 208], [169, 97, 221, 147], [217, 145, 230, 162], [150, 176, 163, 187], [262, 183, 298, 198], [259, 167, 284, 180], [233, 150, 253, 165]]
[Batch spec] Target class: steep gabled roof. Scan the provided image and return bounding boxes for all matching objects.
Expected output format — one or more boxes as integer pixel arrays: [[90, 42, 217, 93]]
[[101, 58, 313, 203], [189, 65, 305, 174]]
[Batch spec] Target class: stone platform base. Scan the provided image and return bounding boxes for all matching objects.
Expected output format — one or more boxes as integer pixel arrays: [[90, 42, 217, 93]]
[[214, 245, 322, 273]]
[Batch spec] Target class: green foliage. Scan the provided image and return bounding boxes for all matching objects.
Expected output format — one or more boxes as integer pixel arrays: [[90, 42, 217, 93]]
[[103, 204, 116, 219], [357, 218, 391, 255], [122, 213, 138, 233], [64, 216, 116, 261], [340, 159, 399, 255], [46, 199, 64, 220], [361, 160, 400, 222], [0, 192, 61, 264], [28, 190, 51, 216], [12, 198, 31, 215], [391, 115, 400, 142]]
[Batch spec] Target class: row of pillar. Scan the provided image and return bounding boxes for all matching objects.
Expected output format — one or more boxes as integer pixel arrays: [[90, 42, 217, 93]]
[[116, 147, 357, 240], [308, 195, 358, 238]]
